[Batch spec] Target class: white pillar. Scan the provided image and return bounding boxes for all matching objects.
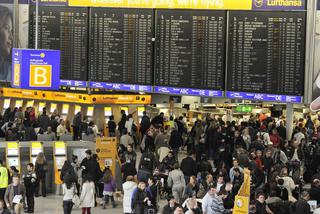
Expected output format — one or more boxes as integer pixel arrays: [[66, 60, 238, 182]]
[[286, 103, 294, 140]]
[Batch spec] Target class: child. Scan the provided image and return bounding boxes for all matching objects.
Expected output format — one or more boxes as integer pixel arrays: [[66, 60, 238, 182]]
[[102, 167, 116, 209], [23, 163, 37, 213], [80, 175, 95, 214]]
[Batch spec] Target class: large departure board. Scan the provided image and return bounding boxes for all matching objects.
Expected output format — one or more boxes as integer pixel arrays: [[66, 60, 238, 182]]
[[89, 8, 153, 85], [29, 6, 88, 81], [155, 10, 225, 90], [227, 11, 306, 96]]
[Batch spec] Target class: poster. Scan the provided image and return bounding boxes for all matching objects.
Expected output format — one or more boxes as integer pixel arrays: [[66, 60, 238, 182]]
[[0, 1, 28, 82]]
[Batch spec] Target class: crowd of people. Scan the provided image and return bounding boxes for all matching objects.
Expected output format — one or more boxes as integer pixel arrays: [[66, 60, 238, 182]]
[[0, 106, 100, 142], [0, 106, 320, 214]]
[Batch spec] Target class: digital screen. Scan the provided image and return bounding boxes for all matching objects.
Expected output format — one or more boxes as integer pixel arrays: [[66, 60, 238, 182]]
[[137, 107, 145, 117], [104, 107, 112, 117], [31, 148, 43, 156], [26, 100, 34, 107], [15, 100, 23, 108], [7, 157, 19, 168], [50, 103, 57, 113], [89, 8, 153, 86], [7, 148, 18, 156], [74, 105, 81, 114], [29, 6, 88, 81], [38, 102, 46, 112], [87, 106, 94, 117], [62, 104, 69, 114], [227, 11, 306, 96], [55, 157, 66, 170], [3, 99, 10, 109], [155, 10, 225, 91], [55, 147, 66, 155]]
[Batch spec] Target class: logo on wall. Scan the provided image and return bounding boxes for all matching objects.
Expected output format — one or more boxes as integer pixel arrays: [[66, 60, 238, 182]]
[[254, 0, 264, 7]]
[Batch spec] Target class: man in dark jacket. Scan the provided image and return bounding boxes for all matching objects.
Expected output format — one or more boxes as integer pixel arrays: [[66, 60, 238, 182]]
[[118, 110, 127, 135], [180, 151, 197, 184], [37, 108, 50, 133], [151, 112, 164, 128], [72, 112, 82, 140], [290, 191, 311, 214], [140, 111, 151, 137], [310, 179, 320, 204], [138, 149, 157, 181], [80, 150, 101, 182]]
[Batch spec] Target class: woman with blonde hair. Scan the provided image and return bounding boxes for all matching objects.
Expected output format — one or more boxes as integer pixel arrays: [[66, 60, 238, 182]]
[[35, 152, 47, 197]]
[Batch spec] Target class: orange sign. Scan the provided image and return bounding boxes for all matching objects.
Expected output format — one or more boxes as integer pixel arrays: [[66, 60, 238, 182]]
[[95, 137, 117, 175]]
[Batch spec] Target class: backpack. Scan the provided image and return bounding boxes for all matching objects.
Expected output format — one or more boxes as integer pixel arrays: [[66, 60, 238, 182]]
[[132, 123, 138, 133]]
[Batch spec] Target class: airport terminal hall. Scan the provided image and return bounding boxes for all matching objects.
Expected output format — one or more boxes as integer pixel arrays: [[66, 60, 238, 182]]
[[1, 0, 320, 213]]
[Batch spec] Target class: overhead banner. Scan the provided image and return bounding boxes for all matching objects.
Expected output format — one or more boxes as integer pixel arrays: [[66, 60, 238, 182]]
[[11, 49, 61, 90], [68, 0, 305, 10]]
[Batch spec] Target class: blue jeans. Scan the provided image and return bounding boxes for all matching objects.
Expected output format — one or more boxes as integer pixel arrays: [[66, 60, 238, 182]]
[[63, 200, 73, 214]]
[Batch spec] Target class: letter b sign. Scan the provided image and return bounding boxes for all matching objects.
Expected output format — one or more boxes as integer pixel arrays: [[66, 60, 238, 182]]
[[29, 65, 52, 87]]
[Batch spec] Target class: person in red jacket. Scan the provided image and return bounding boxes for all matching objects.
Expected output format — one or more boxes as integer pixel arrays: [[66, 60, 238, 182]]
[[269, 128, 281, 147]]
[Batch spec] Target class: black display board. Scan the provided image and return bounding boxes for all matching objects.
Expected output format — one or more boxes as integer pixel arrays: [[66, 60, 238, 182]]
[[29, 6, 88, 81], [227, 11, 306, 96], [89, 8, 153, 85], [155, 10, 225, 90]]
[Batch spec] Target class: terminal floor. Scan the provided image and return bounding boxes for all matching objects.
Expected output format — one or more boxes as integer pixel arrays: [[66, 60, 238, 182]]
[[33, 195, 166, 214]]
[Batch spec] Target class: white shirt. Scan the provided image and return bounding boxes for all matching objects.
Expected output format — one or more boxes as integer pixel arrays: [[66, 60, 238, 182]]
[[63, 184, 75, 201], [294, 132, 305, 144]]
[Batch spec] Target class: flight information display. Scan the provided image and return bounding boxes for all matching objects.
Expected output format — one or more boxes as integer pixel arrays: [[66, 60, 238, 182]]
[[155, 10, 225, 91], [89, 8, 153, 86], [227, 11, 306, 96], [29, 6, 88, 82]]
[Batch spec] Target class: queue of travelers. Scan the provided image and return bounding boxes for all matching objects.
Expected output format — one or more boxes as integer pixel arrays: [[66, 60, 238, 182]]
[[0, 106, 320, 214]]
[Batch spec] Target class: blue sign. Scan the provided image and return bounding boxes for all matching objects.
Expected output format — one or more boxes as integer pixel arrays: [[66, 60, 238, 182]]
[[11, 48, 60, 90], [90, 82, 152, 93], [60, 80, 87, 87], [226, 91, 302, 103], [154, 86, 223, 97]]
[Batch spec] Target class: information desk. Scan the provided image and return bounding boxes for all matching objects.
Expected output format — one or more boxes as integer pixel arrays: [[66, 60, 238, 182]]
[[89, 8, 153, 88], [29, 6, 88, 82], [155, 10, 225, 93], [226, 11, 306, 96]]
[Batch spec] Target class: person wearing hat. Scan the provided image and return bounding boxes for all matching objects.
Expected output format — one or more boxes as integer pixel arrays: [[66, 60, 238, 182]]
[[162, 195, 178, 214]]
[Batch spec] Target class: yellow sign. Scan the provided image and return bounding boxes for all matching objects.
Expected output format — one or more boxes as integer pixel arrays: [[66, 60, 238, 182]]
[[13, 64, 20, 86], [29, 65, 52, 87], [1, 88, 151, 105], [233, 168, 251, 214], [54, 141, 66, 185], [96, 137, 117, 174], [69, 0, 252, 9]]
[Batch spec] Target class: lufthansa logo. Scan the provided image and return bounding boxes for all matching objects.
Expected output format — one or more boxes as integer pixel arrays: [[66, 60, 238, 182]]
[[236, 199, 243, 208], [254, 0, 264, 7]]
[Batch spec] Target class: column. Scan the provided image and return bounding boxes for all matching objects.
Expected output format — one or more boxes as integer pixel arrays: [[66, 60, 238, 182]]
[[286, 103, 294, 140]]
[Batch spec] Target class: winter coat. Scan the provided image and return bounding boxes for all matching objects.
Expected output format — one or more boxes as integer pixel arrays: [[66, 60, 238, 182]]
[[123, 181, 137, 213], [80, 181, 95, 208]]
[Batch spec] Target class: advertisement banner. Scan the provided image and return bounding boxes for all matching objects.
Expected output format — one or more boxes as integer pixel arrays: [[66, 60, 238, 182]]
[[11, 48, 60, 90], [310, 0, 320, 111], [0, 2, 29, 83]]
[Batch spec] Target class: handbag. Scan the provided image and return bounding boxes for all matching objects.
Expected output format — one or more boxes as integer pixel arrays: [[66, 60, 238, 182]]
[[72, 194, 81, 208]]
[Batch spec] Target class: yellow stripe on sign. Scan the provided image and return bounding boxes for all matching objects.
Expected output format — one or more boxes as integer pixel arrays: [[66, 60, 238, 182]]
[[7, 142, 18, 149], [32, 142, 42, 149], [55, 141, 65, 149], [68, 0, 252, 9]]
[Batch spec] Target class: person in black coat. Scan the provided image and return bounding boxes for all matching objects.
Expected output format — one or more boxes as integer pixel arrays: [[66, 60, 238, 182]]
[[118, 110, 127, 135], [151, 113, 164, 128], [255, 193, 269, 214], [80, 150, 102, 182], [275, 178, 289, 201], [310, 179, 320, 204], [140, 111, 151, 137], [290, 191, 311, 214], [132, 181, 151, 214], [180, 151, 197, 183]]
